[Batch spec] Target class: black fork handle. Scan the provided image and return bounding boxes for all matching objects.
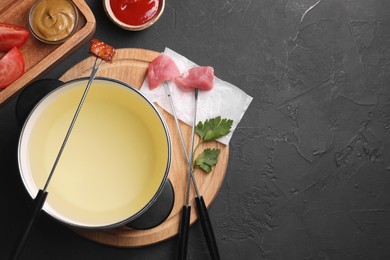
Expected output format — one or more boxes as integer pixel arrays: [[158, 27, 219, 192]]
[[177, 205, 191, 260], [195, 196, 220, 260], [9, 189, 48, 260]]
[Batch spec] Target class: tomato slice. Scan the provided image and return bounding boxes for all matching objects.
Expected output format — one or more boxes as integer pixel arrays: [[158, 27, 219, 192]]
[[0, 23, 30, 52], [0, 47, 25, 88]]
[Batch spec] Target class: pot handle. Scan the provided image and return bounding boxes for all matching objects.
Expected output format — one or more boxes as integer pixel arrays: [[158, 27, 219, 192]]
[[9, 189, 48, 260]]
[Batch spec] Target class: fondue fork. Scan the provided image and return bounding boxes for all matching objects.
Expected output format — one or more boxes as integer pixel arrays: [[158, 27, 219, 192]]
[[163, 82, 201, 196], [162, 83, 220, 260], [9, 57, 104, 260], [177, 88, 198, 260]]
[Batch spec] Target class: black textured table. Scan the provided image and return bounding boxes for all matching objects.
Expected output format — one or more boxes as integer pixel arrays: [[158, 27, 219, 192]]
[[2, 0, 390, 259]]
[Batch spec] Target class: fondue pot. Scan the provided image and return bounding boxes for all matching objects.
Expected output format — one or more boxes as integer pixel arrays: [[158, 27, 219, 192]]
[[17, 77, 171, 229]]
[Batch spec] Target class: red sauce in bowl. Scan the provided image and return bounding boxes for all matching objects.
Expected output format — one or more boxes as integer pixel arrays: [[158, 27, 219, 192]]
[[109, 0, 160, 26]]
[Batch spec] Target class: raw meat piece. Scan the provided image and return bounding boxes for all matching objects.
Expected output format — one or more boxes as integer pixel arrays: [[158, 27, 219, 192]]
[[175, 66, 214, 92], [148, 54, 180, 89]]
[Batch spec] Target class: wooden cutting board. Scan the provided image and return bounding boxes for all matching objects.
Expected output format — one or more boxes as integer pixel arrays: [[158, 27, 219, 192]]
[[59, 48, 229, 247], [0, 0, 95, 106]]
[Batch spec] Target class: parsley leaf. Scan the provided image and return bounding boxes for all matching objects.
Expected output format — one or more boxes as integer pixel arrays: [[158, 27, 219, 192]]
[[195, 116, 233, 142], [194, 148, 221, 173], [192, 117, 233, 173]]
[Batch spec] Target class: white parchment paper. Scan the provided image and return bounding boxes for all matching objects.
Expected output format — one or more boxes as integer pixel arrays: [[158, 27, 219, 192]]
[[140, 48, 253, 144]]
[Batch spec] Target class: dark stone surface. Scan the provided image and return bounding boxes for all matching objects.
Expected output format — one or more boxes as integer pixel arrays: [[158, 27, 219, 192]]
[[1, 0, 390, 259]]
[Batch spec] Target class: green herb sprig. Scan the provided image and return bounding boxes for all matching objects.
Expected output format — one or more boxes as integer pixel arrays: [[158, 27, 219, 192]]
[[192, 116, 233, 173]]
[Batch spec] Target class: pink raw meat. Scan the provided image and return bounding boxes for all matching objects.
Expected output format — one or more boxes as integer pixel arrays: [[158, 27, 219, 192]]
[[175, 66, 214, 92], [147, 54, 180, 89]]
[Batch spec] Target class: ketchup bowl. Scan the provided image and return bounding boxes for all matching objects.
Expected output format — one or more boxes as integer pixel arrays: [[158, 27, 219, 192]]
[[103, 0, 165, 31]]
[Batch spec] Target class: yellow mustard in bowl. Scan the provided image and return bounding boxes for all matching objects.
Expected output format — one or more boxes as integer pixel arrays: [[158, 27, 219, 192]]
[[29, 0, 78, 44]]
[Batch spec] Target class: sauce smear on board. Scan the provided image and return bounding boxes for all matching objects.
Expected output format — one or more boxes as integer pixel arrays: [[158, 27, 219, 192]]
[[110, 0, 160, 26]]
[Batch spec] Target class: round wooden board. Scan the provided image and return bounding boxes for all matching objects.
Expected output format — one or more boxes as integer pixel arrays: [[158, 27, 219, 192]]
[[59, 48, 229, 247]]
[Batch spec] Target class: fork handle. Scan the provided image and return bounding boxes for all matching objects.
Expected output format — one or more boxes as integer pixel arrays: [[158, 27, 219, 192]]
[[195, 196, 220, 260], [177, 205, 191, 260], [9, 189, 48, 260]]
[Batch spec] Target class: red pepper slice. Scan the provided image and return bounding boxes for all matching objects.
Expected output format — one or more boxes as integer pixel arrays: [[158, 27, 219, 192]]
[[89, 39, 115, 63]]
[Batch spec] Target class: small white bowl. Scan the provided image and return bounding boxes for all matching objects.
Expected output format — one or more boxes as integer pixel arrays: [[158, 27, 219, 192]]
[[103, 0, 165, 31]]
